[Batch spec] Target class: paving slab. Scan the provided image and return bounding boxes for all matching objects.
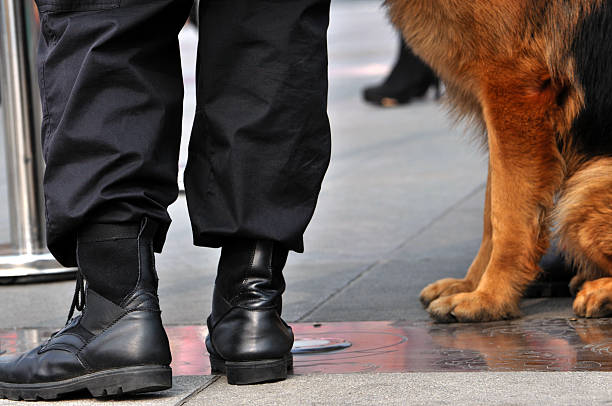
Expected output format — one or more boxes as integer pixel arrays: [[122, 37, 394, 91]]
[[185, 373, 612, 406], [301, 183, 485, 322], [6, 318, 610, 376], [303, 185, 576, 322]]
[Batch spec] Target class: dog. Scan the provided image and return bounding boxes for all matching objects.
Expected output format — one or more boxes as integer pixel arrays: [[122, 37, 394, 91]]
[[386, 0, 612, 322]]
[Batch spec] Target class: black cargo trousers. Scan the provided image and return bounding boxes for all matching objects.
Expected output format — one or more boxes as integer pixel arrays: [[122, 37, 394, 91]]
[[35, 0, 332, 266]]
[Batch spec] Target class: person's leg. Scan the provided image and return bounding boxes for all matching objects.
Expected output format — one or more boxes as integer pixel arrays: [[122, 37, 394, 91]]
[[185, 0, 332, 253], [185, 0, 332, 384], [0, 0, 192, 400], [39, 0, 191, 267], [363, 35, 439, 107]]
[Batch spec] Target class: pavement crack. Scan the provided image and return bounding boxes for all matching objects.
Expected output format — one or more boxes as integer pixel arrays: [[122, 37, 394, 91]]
[[175, 376, 220, 406], [296, 261, 381, 322], [295, 182, 486, 322], [391, 182, 486, 253]]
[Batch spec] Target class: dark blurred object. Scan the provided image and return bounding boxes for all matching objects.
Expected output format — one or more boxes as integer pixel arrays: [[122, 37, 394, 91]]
[[363, 36, 439, 107], [525, 247, 574, 298], [189, 0, 199, 27]]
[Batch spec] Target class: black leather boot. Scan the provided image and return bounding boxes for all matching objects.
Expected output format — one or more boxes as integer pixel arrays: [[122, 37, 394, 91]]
[[0, 219, 172, 401], [206, 239, 294, 385], [363, 37, 440, 107]]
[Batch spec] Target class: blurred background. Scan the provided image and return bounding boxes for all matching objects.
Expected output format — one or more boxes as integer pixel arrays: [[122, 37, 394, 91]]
[[0, 0, 491, 328]]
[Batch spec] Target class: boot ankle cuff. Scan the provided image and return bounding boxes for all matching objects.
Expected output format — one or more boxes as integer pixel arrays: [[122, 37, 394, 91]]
[[78, 218, 159, 243], [78, 223, 141, 243]]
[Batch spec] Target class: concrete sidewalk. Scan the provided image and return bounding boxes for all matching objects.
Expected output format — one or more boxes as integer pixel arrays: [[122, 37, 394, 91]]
[[4, 373, 609, 406], [0, 1, 610, 405]]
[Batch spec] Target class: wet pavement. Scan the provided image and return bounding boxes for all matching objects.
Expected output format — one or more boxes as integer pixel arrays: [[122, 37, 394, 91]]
[[2, 319, 611, 377]]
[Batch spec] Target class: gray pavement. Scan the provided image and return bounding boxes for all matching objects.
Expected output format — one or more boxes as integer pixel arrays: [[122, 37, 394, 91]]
[[0, 0, 610, 405], [180, 373, 612, 406], [1, 373, 609, 406]]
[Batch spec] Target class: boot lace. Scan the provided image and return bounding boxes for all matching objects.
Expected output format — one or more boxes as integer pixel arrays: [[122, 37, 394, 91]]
[[66, 271, 86, 324], [41, 272, 86, 349]]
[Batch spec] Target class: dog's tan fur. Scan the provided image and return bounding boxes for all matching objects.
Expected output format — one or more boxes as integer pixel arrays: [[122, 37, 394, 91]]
[[386, 0, 612, 321]]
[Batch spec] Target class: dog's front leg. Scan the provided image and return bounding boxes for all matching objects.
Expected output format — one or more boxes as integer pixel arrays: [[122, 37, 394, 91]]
[[428, 65, 565, 322], [420, 164, 492, 307]]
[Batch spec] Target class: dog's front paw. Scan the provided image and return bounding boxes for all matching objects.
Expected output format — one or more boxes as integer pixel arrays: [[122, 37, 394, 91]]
[[420, 278, 476, 308], [427, 291, 520, 323], [573, 278, 612, 318]]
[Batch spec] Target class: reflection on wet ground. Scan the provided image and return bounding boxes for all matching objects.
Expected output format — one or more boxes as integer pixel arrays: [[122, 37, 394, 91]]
[[0, 319, 610, 375]]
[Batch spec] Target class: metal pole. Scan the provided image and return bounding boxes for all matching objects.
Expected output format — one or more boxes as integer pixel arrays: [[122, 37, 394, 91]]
[[0, 0, 75, 282]]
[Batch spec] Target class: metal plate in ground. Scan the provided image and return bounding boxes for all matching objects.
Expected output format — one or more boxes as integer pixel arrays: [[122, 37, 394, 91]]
[[292, 338, 352, 354]]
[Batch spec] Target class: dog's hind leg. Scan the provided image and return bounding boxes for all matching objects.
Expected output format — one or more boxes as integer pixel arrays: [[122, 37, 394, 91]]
[[427, 60, 565, 322], [556, 158, 612, 318], [420, 164, 492, 307]]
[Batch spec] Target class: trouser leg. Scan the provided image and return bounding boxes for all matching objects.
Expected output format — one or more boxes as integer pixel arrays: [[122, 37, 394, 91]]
[[36, 0, 193, 266], [185, 0, 332, 253]]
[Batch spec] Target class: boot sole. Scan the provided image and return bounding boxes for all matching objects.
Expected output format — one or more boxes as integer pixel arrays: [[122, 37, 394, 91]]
[[210, 354, 293, 385], [0, 365, 171, 401]]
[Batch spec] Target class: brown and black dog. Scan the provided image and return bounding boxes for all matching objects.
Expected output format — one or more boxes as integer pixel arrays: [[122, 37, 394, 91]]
[[386, 1, 612, 322]]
